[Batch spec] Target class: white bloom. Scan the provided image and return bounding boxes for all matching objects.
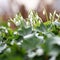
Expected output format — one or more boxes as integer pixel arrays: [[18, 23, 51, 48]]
[[24, 34, 34, 39], [18, 20, 20, 23], [14, 18, 16, 23], [6, 48, 11, 52], [14, 18, 21, 26], [14, 31, 18, 35], [15, 21, 20, 26], [5, 29, 8, 33], [16, 14, 18, 18], [55, 20, 60, 25], [17, 42, 21, 45], [50, 56, 56, 60], [36, 48, 43, 56], [38, 36, 43, 39], [28, 11, 33, 19], [47, 34, 52, 38], [0, 26, 6, 29], [17, 40, 23, 45], [20, 16, 23, 20], [26, 21, 29, 25], [0, 44, 7, 53], [43, 8, 46, 15], [28, 15, 31, 18], [53, 36, 60, 45], [30, 11, 33, 16], [20, 40, 23, 43], [52, 20, 60, 26], [28, 52, 36, 58], [54, 10, 56, 15], [49, 13, 52, 19], [30, 18, 32, 22], [0, 41, 2, 45], [35, 33, 44, 40], [36, 15, 39, 19], [56, 14, 59, 18], [11, 40, 15, 45], [49, 50, 58, 57], [8, 22, 10, 27]]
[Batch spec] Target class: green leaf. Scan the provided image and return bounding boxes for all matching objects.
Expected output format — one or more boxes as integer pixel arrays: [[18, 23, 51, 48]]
[[18, 27, 32, 36], [22, 34, 42, 50], [36, 22, 47, 32]]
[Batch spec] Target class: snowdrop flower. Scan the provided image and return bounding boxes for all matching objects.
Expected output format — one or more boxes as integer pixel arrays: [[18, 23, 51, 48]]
[[8, 22, 10, 27], [30, 18, 33, 26], [14, 18, 16, 23], [7, 22, 10, 27], [20, 40, 23, 43], [0, 26, 6, 29], [54, 10, 56, 15], [49, 56, 56, 60], [47, 34, 52, 38], [0, 44, 7, 53], [53, 36, 60, 45], [49, 50, 58, 58], [15, 21, 20, 26], [13, 19, 21, 26], [20, 16, 23, 20], [17, 40, 23, 45], [35, 33, 44, 40], [28, 51, 36, 58], [6, 48, 11, 53], [56, 14, 59, 18], [55, 20, 60, 24], [28, 11, 33, 19], [26, 21, 29, 25], [30, 17, 32, 21], [14, 31, 18, 35], [36, 15, 39, 19], [26, 22, 30, 28], [15, 14, 18, 18], [0, 41, 2, 45], [18, 20, 20, 23], [52, 20, 60, 26], [23, 34, 34, 39], [43, 8, 46, 15], [17, 42, 22, 45], [49, 13, 52, 19], [36, 48, 44, 56], [11, 40, 15, 45], [5, 29, 8, 33], [30, 11, 33, 16]]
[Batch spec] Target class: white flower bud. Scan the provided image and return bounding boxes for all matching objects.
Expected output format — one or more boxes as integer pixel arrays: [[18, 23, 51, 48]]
[[8, 22, 10, 27], [43, 8, 46, 15]]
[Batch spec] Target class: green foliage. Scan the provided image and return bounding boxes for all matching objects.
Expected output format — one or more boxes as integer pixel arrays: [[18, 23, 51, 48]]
[[0, 10, 60, 60]]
